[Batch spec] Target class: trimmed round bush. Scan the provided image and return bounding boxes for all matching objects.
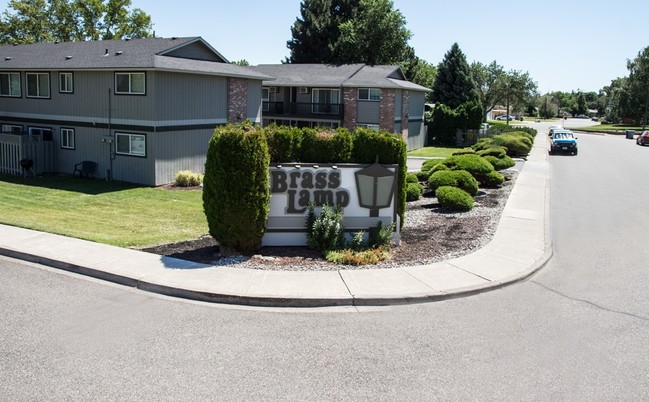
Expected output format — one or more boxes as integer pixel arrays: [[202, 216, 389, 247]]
[[428, 169, 478, 196], [477, 146, 507, 158], [406, 172, 419, 184], [452, 170, 479, 196], [493, 134, 532, 157], [435, 186, 474, 211], [416, 170, 430, 182], [406, 182, 423, 201], [452, 148, 476, 156], [482, 170, 505, 188], [420, 158, 441, 173], [484, 155, 515, 170], [434, 154, 495, 185], [428, 169, 458, 191]]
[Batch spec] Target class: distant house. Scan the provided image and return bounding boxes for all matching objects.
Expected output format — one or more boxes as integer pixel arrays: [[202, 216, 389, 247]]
[[250, 64, 430, 150], [0, 37, 269, 185]]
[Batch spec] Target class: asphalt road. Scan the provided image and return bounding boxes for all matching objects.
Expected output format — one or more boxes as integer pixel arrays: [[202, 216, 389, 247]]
[[2, 121, 649, 400]]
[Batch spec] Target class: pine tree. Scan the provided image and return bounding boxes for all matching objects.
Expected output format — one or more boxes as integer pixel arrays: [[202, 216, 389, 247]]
[[431, 43, 480, 108]]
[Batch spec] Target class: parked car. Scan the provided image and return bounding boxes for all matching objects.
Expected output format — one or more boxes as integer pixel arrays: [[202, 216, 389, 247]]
[[636, 130, 649, 146], [576, 114, 589, 119], [549, 130, 578, 155], [591, 116, 599, 121], [548, 125, 563, 136], [495, 114, 515, 121]]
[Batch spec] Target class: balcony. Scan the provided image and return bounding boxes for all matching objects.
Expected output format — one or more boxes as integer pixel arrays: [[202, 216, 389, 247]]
[[263, 102, 344, 120]]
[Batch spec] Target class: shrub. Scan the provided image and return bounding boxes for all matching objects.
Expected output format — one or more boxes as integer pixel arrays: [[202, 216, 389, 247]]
[[203, 122, 269, 254], [482, 170, 505, 188], [406, 182, 423, 201], [298, 128, 353, 163], [492, 134, 532, 157], [477, 146, 507, 158], [484, 155, 515, 170], [435, 186, 474, 211], [325, 247, 390, 265], [452, 148, 476, 156], [416, 170, 431, 181], [369, 220, 395, 248], [428, 169, 478, 196], [434, 154, 495, 185], [406, 172, 419, 184], [452, 170, 479, 196], [420, 158, 441, 173], [306, 204, 345, 252], [266, 124, 299, 162], [174, 170, 203, 187]]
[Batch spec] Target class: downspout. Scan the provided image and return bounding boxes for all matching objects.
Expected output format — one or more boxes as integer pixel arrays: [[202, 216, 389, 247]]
[[108, 88, 114, 181]]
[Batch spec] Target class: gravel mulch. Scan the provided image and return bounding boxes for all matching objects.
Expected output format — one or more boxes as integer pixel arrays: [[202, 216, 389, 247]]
[[141, 169, 518, 271]]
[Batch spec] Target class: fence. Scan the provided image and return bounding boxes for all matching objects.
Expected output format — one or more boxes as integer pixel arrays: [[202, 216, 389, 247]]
[[0, 133, 57, 176]]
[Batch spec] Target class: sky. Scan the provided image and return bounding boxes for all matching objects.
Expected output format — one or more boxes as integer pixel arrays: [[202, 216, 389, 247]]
[[1, 0, 646, 94]]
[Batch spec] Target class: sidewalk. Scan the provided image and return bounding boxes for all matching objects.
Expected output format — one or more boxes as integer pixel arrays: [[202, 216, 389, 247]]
[[0, 137, 551, 308]]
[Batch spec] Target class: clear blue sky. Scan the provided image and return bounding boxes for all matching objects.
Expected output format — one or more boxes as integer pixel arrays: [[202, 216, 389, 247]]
[[1, 0, 645, 94]]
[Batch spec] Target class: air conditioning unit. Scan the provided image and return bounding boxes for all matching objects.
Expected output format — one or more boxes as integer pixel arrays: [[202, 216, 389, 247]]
[[299, 87, 309, 94]]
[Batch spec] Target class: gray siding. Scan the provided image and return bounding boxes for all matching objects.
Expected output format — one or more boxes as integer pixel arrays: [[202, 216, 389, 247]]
[[406, 91, 427, 150], [164, 41, 226, 62], [153, 128, 214, 185], [247, 81, 262, 123], [154, 71, 228, 122], [357, 101, 380, 124]]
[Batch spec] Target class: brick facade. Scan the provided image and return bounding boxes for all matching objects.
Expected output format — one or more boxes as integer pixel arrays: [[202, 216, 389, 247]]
[[401, 90, 409, 141], [342, 88, 357, 131], [379, 89, 396, 133], [227, 78, 248, 124]]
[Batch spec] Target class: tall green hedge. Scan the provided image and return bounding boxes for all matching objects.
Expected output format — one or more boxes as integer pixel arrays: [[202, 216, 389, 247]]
[[297, 127, 353, 163], [351, 128, 408, 228], [203, 123, 270, 254]]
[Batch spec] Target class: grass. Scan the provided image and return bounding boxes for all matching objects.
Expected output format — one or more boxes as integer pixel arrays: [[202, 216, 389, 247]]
[[0, 174, 208, 248], [407, 146, 466, 158], [568, 123, 647, 134]]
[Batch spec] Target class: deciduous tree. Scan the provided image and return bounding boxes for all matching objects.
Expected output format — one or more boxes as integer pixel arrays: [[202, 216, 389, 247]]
[[0, 0, 153, 44]]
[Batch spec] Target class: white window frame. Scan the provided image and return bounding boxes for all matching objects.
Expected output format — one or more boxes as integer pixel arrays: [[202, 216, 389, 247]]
[[358, 88, 381, 101], [28, 127, 53, 141], [60, 128, 75, 149], [115, 132, 146, 157], [26, 72, 50, 98], [0, 72, 21, 97], [115, 72, 146, 95], [59, 72, 73, 93]]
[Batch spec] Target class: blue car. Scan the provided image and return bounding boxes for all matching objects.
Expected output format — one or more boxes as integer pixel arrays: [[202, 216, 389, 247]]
[[549, 130, 578, 155]]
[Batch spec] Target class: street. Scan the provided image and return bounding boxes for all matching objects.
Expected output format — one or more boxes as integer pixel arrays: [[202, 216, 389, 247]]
[[2, 121, 649, 400]]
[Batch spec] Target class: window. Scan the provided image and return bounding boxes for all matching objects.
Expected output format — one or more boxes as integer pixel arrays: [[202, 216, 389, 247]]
[[26, 73, 50, 98], [115, 72, 146, 95], [1, 124, 22, 133], [28, 127, 53, 141], [0, 72, 21, 97], [60, 128, 75, 149], [312, 89, 340, 114], [262, 87, 270, 112], [59, 72, 73, 93], [116, 132, 146, 156], [358, 124, 380, 131], [358, 88, 381, 101]]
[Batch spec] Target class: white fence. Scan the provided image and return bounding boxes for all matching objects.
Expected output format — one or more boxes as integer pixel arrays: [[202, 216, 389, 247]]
[[0, 133, 57, 176]]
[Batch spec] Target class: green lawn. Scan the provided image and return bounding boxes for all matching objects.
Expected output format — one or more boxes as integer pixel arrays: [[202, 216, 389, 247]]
[[407, 146, 465, 158], [568, 123, 647, 134], [0, 175, 208, 248]]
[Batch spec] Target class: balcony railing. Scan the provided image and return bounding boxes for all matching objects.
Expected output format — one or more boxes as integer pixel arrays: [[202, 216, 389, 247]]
[[263, 102, 344, 119]]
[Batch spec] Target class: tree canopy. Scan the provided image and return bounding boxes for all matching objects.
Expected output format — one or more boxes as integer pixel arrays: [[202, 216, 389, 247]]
[[286, 0, 412, 66], [430, 43, 480, 109], [0, 0, 153, 44]]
